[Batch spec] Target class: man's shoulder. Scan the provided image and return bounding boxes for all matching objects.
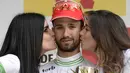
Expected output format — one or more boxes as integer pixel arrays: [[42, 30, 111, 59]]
[[39, 60, 56, 73], [40, 60, 55, 68]]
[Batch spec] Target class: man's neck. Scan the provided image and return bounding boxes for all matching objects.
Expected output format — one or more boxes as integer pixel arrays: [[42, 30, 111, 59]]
[[57, 48, 80, 58]]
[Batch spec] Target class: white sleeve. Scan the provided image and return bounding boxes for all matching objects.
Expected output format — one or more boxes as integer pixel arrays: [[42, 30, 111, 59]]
[[0, 54, 20, 73], [123, 49, 130, 73]]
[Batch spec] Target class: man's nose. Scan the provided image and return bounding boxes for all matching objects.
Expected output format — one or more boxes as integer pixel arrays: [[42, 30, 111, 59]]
[[63, 28, 70, 37]]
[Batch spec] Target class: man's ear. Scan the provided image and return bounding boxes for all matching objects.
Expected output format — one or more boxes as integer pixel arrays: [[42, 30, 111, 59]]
[[52, 22, 55, 31], [52, 27, 55, 32], [81, 26, 84, 30]]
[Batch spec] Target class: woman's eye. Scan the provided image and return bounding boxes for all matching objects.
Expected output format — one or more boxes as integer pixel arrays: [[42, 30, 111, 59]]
[[85, 27, 89, 31], [44, 26, 49, 32], [84, 24, 90, 31]]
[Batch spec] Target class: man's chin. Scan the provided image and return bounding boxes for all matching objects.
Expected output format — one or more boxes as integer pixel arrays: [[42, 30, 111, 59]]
[[62, 42, 73, 46], [59, 46, 77, 52]]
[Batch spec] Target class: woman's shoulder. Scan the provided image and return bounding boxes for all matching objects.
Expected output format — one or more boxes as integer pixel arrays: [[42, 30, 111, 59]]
[[123, 49, 130, 73], [0, 54, 20, 64], [0, 54, 18, 58], [123, 49, 130, 64], [0, 54, 20, 73]]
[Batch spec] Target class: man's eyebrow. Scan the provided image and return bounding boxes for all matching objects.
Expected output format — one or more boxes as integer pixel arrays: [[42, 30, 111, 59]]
[[54, 24, 63, 26], [69, 23, 75, 25], [68, 22, 79, 26]]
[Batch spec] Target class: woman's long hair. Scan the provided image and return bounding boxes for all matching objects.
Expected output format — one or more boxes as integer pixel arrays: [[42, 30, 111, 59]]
[[85, 10, 130, 73], [0, 13, 45, 73]]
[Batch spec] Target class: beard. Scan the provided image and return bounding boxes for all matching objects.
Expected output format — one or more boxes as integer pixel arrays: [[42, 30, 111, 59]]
[[56, 37, 80, 52]]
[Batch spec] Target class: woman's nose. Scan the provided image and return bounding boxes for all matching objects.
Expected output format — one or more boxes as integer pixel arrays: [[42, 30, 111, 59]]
[[80, 29, 85, 36], [48, 28, 55, 37]]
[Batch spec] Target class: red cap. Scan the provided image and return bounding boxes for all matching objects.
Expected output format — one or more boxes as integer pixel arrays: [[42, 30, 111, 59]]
[[51, 0, 84, 21]]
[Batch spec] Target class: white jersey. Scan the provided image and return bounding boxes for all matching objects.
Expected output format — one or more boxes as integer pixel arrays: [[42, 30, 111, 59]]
[[0, 54, 20, 73], [39, 49, 130, 73], [39, 53, 95, 73]]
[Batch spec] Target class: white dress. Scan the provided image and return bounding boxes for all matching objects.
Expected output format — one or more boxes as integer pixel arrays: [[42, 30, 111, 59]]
[[122, 49, 130, 73], [0, 54, 20, 73]]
